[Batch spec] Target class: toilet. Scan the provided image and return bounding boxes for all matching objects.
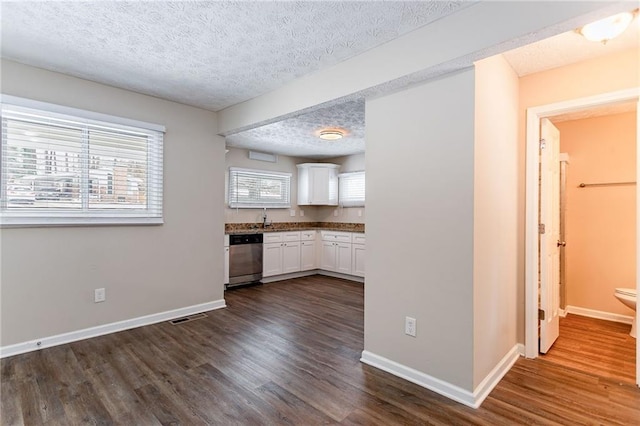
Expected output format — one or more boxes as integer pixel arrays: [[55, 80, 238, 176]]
[[614, 287, 637, 338]]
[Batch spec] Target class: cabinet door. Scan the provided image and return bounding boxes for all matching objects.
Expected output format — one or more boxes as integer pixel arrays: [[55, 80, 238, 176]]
[[263, 242, 283, 277], [224, 246, 230, 284], [282, 241, 301, 274], [336, 242, 352, 275], [352, 244, 365, 277], [300, 241, 316, 271], [310, 167, 330, 204], [320, 241, 337, 271]]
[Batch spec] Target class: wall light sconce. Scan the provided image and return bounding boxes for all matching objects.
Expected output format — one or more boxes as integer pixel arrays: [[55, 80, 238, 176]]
[[578, 11, 635, 44]]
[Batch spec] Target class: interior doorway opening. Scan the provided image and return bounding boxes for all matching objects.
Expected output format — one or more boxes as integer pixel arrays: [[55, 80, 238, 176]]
[[524, 88, 640, 387]]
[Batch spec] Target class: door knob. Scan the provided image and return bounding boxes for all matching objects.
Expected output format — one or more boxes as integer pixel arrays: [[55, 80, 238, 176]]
[[557, 241, 566, 247]]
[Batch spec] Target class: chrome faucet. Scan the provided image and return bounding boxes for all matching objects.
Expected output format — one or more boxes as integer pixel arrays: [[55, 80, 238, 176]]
[[262, 208, 271, 227]]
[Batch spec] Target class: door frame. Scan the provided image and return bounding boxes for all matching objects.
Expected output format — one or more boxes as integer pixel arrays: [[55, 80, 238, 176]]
[[524, 87, 640, 385]]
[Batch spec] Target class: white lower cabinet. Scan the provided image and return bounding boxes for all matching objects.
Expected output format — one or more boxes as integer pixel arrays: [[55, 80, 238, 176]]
[[263, 242, 284, 277], [301, 241, 316, 271], [259, 230, 363, 280], [352, 243, 365, 277], [282, 241, 301, 274], [263, 241, 300, 277], [321, 240, 352, 274], [224, 235, 230, 285]]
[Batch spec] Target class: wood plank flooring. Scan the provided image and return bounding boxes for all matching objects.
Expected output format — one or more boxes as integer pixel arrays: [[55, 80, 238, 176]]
[[2, 275, 639, 425], [541, 313, 636, 384]]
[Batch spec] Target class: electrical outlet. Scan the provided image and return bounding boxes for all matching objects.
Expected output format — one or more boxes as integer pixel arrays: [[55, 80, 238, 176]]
[[290, 209, 296, 217], [405, 316, 417, 337], [300, 210, 304, 217], [358, 210, 362, 217], [94, 288, 106, 303], [333, 209, 339, 217]]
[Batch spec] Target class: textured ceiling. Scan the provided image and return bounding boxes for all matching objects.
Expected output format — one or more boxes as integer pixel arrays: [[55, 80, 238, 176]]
[[226, 100, 365, 159], [1, 0, 468, 112], [3, 2, 636, 160], [503, 15, 639, 77], [551, 100, 637, 123]]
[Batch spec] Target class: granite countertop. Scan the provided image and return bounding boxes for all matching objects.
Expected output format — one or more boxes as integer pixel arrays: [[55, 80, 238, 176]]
[[225, 222, 364, 235]]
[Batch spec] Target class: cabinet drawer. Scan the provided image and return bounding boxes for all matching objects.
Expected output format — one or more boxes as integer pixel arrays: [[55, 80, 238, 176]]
[[282, 231, 301, 242], [263, 233, 283, 243], [321, 231, 351, 243], [300, 230, 317, 241], [352, 234, 366, 245]]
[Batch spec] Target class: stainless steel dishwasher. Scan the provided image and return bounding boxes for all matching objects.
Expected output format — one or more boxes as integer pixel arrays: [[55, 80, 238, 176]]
[[227, 233, 263, 288]]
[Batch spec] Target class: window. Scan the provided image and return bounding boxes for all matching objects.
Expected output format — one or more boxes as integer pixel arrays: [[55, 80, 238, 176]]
[[228, 167, 291, 208], [1, 95, 164, 226], [339, 171, 365, 207]]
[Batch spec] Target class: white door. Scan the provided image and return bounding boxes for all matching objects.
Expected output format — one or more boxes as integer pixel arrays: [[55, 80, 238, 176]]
[[300, 241, 316, 271], [282, 241, 301, 274], [335, 242, 352, 275], [352, 244, 366, 277], [321, 241, 337, 271], [540, 118, 561, 353], [263, 243, 283, 277]]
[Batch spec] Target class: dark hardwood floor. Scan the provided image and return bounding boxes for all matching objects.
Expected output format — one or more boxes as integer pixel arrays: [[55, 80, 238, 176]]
[[2, 275, 639, 425], [541, 313, 636, 384]]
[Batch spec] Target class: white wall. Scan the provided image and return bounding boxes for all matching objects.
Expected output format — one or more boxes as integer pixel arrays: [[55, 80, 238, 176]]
[[473, 55, 519, 387], [365, 70, 475, 390], [224, 147, 315, 224], [315, 153, 365, 224], [0, 60, 225, 347], [224, 148, 365, 224]]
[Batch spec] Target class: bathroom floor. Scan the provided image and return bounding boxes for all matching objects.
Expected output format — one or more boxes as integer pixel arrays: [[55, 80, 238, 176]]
[[542, 314, 636, 384]]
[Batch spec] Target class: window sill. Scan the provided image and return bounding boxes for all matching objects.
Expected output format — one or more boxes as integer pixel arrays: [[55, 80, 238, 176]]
[[0, 216, 163, 228]]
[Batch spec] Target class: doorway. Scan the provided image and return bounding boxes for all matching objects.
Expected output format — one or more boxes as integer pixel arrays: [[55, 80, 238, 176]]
[[524, 88, 640, 386]]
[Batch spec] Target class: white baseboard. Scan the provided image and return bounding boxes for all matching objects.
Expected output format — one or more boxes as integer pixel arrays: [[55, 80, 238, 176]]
[[516, 343, 525, 356], [0, 299, 226, 359], [472, 344, 521, 407], [559, 308, 568, 318], [360, 344, 521, 409], [261, 269, 364, 284], [565, 305, 634, 325]]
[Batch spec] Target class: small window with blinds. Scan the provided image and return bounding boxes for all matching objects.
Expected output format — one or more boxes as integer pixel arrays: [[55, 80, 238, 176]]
[[339, 171, 365, 207], [228, 167, 291, 208], [1, 95, 164, 226]]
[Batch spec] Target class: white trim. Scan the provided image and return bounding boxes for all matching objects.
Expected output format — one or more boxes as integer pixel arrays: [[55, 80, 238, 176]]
[[0, 300, 226, 359], [525, 88, 640, 360], [1, 94, 166, 132], [360, 350, 476, 407], [565, 305, 634, 325], [472, 344, 522, 408], [559, 308, 568, 318], [360, 345, 521, 409], [260, 269, 365, 284], [516, 343, 525, 356]]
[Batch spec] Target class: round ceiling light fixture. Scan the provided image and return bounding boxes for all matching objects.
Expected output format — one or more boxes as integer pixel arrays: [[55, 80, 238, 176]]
[[578, 11, 635, 44], [318, 129, 345, 141]]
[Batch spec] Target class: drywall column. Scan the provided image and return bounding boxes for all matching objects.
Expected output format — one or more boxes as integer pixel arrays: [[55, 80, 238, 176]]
[[364, 69, 475, 391], [473, 55, 520, 388]]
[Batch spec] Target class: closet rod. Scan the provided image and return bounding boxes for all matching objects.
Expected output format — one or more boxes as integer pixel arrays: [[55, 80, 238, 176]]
[[578, 181, 636, 188]]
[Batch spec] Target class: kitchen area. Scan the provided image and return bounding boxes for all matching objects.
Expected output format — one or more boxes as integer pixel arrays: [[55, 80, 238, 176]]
[[223, 147, 365, 289]]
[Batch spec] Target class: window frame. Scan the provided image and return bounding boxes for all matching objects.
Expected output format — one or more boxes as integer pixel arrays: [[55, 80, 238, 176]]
[[338, 170, 365, 207], [0, 95, 165, 227], [228, 167, 292, 209]]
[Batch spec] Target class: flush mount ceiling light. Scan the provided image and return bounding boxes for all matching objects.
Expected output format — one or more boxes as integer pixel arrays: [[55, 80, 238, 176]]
[[318, 129, 345, 141], [578, 11, 635, 44]]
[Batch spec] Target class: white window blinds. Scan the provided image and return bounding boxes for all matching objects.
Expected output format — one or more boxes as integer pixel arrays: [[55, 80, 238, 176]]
[[1, 96, 164, 226], [339, 171, 365, 207], [229, 167, 291, 208]]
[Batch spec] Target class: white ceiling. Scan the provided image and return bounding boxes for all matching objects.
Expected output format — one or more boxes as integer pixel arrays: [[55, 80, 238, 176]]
[[2, 2, 638, 160], [0, 0, 469, 112]]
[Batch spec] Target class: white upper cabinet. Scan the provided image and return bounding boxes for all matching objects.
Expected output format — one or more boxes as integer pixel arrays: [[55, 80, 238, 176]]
[[297, 163, 339, 206]]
